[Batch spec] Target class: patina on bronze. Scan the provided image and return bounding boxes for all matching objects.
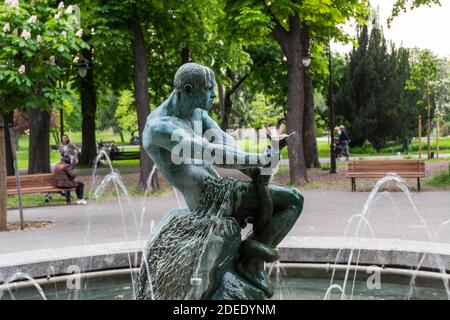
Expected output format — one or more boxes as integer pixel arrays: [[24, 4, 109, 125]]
[[136, 63, 303, 300]]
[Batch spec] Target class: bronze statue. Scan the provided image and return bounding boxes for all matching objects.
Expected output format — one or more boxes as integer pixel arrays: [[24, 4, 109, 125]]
[[136, 63, 303, 300]]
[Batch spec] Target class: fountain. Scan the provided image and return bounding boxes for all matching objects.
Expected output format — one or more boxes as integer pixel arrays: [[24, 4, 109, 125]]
[[1, 64, 450, 300]]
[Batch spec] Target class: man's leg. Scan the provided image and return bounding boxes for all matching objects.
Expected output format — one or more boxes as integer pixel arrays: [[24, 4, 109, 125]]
[[76, 182, 84, 200], [233, 183, 304, 296]]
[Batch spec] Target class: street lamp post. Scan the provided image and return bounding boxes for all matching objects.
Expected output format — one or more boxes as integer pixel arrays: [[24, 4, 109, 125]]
[[76, 59, 89, 78], [327, 35, 337, 174]]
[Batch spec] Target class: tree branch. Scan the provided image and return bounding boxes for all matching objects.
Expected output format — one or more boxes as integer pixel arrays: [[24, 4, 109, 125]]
[[263, 1, 289, 44], [227, 72, 251, 97]]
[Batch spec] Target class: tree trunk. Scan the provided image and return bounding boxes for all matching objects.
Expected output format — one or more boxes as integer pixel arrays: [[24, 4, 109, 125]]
[[129, 18, 157, 190], [301, 25, 320, 168], [271, 15, 307, 185], [78, 48, 97, 166], [181, 47, 190, 65], [218, 83, 225, 123], [303, 78, 320, 168], [3, 112, 15, 176], [221, 92, 233, 131], [0, 114, 8, 230], [303, 75, 320, 168], [220, 71, 250, 131], [28, 107, 51, 174]]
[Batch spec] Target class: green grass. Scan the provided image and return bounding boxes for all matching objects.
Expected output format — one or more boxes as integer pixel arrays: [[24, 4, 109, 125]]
[[7, 186, 170, 209], [16, 129, 129, 170], [425, 171, 450, 187], [7, 193, 73, 209], [15, 129, 450, 171]]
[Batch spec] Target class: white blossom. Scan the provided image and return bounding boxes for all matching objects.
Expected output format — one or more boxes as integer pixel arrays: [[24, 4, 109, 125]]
[[21, 29, 31, 40], [55, 12, 61, 20], [36, 35, 43, 44], [18, 64, 25, 74], [2, 23, 10, 33], [61, 31, 66, 38], [57, 1, 64, 9], [27, 15, 37, 24], [66, 5, 73, 14], [73, 55, 79, 63], [75, 28, 82, 38], [49, 56, 55, 64], [5, 0, 19, 9]]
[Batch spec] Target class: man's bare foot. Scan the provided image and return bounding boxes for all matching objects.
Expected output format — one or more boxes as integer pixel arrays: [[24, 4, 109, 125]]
[[236, 257, 274, 298]]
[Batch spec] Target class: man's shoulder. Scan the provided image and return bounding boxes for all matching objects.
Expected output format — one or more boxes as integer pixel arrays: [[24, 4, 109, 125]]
[[147, 116, 185, 135]]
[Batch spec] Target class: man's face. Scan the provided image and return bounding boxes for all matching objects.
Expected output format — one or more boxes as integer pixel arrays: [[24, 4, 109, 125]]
[[204, 81, 217, 111]]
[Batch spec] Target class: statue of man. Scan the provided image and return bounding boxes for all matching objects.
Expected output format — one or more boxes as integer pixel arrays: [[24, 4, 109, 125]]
[[143, 63, 303, 297]]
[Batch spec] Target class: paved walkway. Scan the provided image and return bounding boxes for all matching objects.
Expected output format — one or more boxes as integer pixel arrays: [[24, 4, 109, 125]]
[[2, 188, 450, 255]]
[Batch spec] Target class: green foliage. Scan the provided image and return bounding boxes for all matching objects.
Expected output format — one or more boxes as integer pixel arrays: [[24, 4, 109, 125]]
[[247, 93, 284, 129], [334, 22, 422, 150], [0, 1, 88, 111], [405, 50, 440, 107], [115, 89, 137, 136], [389, 0, 442, 26], [425, 171, 450, 187], [441, 122, 450, 137]]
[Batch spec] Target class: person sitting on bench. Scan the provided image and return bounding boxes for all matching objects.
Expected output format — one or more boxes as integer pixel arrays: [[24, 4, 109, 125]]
[[54, 155, 87, 205]]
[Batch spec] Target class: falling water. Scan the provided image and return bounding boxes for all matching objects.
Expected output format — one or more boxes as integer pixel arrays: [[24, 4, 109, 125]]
[[139, 165, 158, 231], [324, 284, 346, 300], [326, 173, 450, 300], [0, 272, 47, 300]]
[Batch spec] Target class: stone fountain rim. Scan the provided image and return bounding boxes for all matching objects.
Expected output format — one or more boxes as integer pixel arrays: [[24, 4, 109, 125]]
[[1, 236, 450, 282]]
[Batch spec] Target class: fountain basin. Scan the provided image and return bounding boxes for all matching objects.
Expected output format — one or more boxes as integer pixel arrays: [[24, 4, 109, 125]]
[[1, 264, 448, 300], [1, 237, 450, 300]]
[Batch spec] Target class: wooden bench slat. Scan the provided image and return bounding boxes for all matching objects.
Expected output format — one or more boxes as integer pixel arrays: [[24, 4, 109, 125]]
[[347, 160, 425, 191], [6, 173, 77, 204]]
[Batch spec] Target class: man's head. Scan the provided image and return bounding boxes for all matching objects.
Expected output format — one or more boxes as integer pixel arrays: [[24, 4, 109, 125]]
[[173, 63, 216, 112]]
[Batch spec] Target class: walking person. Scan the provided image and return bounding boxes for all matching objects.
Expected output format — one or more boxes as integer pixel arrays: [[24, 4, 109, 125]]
[[334, 126, 342, 160], [54, 154, 87, 205], [339, 125, 350, 161], [59, 134, 80, 168]]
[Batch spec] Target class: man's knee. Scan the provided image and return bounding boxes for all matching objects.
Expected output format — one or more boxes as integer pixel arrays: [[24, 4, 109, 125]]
[[288, 188, 303, 217]]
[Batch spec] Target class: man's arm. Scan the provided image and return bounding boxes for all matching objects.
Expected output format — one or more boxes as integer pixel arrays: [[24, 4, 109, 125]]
[[200, 110, 243, 150], [66, 165, 76, 179], [149, 117, 267, 169]]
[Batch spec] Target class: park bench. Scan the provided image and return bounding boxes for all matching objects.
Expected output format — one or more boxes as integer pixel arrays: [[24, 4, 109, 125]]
[[347, 160, 425, 191], [109, 150, 140, 161], [6, 173, 76, 204]]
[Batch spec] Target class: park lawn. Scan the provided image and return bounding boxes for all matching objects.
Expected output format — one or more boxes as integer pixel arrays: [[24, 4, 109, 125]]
[[425, 171, 450, 187], [6, 185, 169, 209], [15, 130, 450, 170], [16, 129, 131, 170], [6, 193, 68, 209]]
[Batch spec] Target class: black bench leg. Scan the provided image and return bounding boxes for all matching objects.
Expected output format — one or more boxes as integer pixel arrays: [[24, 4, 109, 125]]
[[417, 178, 421, 192], [65, 191, 72, 204], [351, 178, 356, 192]]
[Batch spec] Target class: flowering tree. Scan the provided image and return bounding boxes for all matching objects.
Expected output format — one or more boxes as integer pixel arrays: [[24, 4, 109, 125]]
[[0, 0, 87, 173]]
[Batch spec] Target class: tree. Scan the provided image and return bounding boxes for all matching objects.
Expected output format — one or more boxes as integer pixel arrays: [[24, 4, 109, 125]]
[[0, 1, 87, 174], [405, 50, 440, 157], [115, 89, 137, 137], [224, 0, 368, 185], [0, 1, 85, 229], [335, 20, 424, 151], [0, 114, 7, 231], [389, 0, 442, 25]]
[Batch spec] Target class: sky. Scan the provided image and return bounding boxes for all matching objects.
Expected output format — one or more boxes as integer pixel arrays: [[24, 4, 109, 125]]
[[333, 0, 450, 58]]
